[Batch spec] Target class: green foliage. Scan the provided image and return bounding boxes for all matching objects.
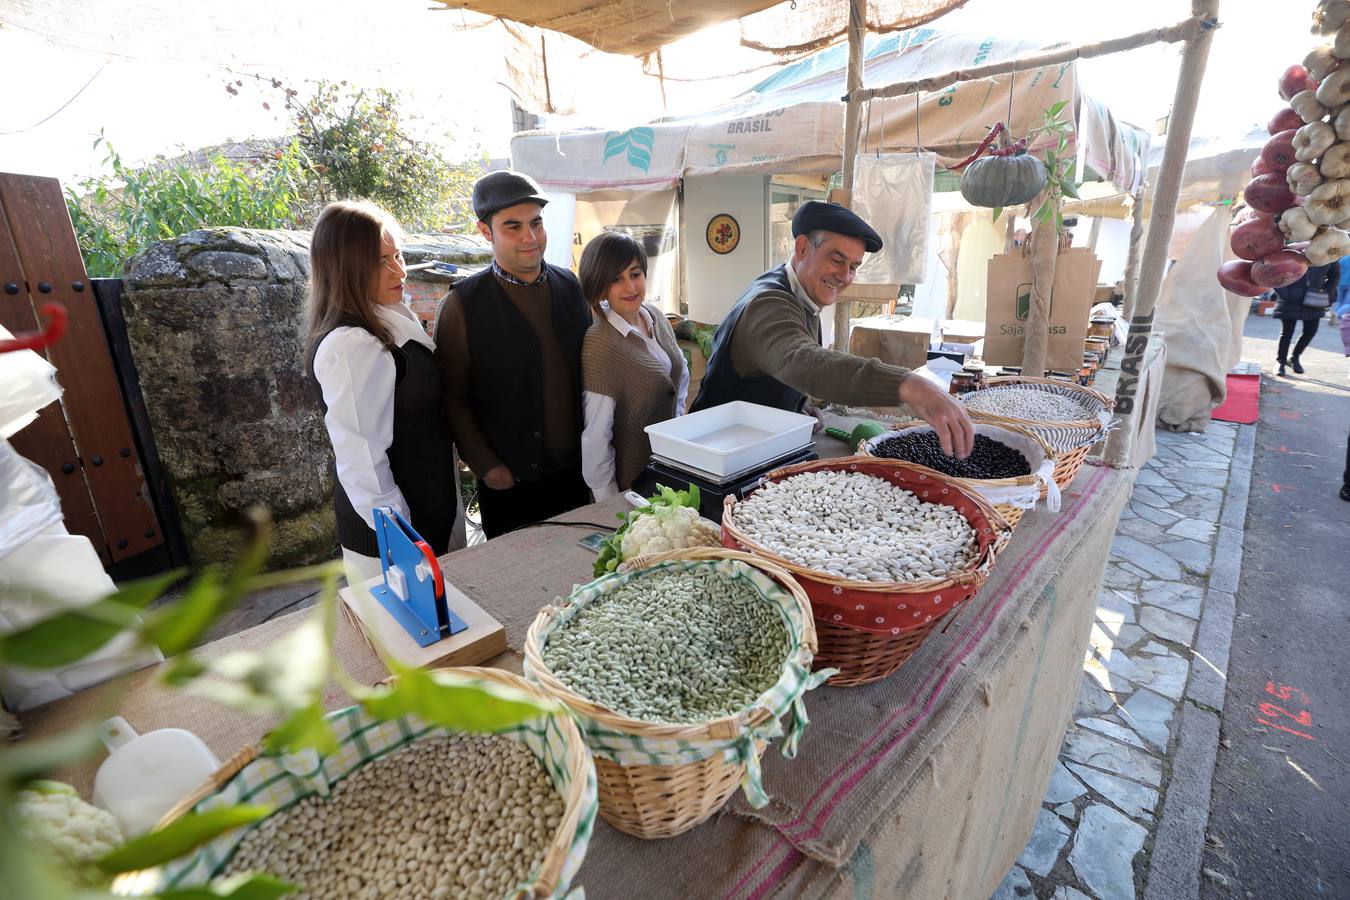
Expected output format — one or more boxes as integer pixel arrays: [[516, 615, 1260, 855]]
[[1027, 100, 1080, 232], [0, 508, 561, 897], [65, 79, 484, 277], [66, 133, 309, 278], [286, 80, 481, 233], [96, 806, 274, 875]]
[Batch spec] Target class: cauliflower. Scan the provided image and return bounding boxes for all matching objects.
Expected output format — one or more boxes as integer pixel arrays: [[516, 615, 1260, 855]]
[[620, 505, 721, 559], [13, 780, 123, 873], [594, 485, 721, 575]]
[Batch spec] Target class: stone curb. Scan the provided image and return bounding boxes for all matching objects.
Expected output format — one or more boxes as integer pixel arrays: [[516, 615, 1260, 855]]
[[1142, 703, 1221, 900], [1143, 422, 1255, 900]]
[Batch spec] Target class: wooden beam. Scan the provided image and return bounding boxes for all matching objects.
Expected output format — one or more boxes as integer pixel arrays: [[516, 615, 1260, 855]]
[[1106, 0, 1220, 466], [1020, 191, 1059, 375], [844, 15, 1208, 103]]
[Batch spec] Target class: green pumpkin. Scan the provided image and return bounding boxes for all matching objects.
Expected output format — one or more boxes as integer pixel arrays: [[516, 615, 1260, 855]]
[[959, 152, 1048, 208]]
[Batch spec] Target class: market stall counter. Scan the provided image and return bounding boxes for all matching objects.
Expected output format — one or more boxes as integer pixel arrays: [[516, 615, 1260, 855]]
[[16, 417, 1131, 900]]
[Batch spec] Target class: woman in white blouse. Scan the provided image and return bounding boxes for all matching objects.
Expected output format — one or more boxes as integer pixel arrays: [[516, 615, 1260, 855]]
[[305, 201, 461, 583], [578, 232, 689, 500]]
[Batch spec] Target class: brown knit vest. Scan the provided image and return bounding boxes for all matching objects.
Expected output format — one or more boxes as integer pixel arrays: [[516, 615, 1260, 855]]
[[582, 305, 687, 491]]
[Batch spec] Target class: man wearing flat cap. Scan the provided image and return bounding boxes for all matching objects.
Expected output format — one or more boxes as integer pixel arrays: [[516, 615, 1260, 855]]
[[435, 170, 593, 538], [690, 200, 974, 458]]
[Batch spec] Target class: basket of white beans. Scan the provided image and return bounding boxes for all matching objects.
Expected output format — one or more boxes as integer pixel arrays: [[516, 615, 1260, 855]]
[[720, 457, 1011, 687], [112, 668, 598, 900], [959, 376, 1116, 492]]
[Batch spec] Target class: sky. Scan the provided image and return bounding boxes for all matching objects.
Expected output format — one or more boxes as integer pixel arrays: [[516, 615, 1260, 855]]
[[0, 0, 1318, 185]]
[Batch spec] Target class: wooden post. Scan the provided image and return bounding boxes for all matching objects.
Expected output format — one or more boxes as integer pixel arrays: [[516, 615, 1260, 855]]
[[1087, 215, 1103, 253], [831, 0, 867, 351], [1119, 183, 1148, 322], [1004, 213, 1017, 254], [1020, 191, 1060, 376], [1106, 0, 1219, 466]]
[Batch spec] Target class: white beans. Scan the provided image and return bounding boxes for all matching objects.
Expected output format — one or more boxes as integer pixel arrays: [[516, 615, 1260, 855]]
[[222, 735, 563, 900], [962, 386, 1086, 421], [732, 471, 977, 583]]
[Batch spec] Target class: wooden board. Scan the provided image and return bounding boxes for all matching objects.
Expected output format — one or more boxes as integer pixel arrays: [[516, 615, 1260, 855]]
[[338, 576, 506, 671], [0, 173, 162, 562]]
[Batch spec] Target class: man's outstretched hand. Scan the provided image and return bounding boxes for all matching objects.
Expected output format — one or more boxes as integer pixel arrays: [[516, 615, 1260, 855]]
[[897, 375, 975, 459]]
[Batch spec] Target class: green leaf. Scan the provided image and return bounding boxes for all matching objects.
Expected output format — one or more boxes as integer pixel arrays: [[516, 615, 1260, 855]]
[[0, 571, 180, 668], [1047, 99, 1069, 119], [144, 569, 227, 657], [262, 702, 338, 756], [96, 805, 272, 874], [1061, 180, 1081, 200], [153, 873, 298, 900], [991, 206, 1004, 222], [1036, 203, 1053, 224], [356, 663, 558, 733]]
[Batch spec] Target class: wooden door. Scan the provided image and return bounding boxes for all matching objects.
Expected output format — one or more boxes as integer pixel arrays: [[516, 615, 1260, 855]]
[[0, 173, 163, 566]]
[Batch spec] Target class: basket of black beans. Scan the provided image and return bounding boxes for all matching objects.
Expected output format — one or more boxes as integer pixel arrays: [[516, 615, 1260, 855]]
[[861, 422, 1060, 528]]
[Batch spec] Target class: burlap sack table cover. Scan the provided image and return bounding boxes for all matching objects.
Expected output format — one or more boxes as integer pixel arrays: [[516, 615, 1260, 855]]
[[17, 423, 1130, 900]]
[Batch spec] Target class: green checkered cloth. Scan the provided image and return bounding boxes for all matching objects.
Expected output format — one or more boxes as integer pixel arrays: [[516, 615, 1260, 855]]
[[131, 681, 599, 900], [525, 557, 835, 809]]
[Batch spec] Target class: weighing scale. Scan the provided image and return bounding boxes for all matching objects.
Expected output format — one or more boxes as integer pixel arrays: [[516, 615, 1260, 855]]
[[337, 508, 505, 669], [630, 444, 817, 522]]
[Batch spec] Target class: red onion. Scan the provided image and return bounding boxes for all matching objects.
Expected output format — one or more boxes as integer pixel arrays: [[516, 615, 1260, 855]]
[[1279, 65, 1319, 101], [1268, 107, 1305, 134], [1231, 217, 1287, 261], [1217, 260, 1265, 296], [1260, 129, 1298, 172], [1244, 173, 1298, 213], [1251, 249, 1309, 287]]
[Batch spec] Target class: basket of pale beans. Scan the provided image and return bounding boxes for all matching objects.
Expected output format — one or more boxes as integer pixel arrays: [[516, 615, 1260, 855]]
[[720, 457, 1011, 687]]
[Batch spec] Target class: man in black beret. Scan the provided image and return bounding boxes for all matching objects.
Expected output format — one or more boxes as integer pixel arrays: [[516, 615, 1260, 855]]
[[434, 171, 593, 537], [690, 200, 974, 458]]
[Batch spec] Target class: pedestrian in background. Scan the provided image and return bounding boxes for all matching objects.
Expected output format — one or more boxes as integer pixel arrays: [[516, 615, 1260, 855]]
[[1273, 260, 1338, 376]]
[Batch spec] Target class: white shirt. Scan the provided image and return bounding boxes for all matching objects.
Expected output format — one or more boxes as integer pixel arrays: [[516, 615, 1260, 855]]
[[312, 302, 435, 530], [581, 305, 690, 500]]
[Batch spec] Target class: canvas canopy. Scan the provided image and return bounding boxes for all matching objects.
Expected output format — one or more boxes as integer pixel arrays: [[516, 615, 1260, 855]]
[[434, 0, 970, 58], [512, 28, 1150, 194]]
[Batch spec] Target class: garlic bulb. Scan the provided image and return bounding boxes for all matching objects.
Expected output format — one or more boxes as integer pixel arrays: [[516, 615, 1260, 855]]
[[1306, 178, 1350, 225], [1293, 90, 1329, 124], [1306, 45, 1341, 81], [1287, 161, 1325, 195], [1306, 226, 1350, 264], [1294, 120, 1337, 162], [1280, 206, 1319, 241]]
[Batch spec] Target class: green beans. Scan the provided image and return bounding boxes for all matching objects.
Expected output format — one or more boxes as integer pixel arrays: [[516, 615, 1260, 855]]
[[542, 570, 790, 723]]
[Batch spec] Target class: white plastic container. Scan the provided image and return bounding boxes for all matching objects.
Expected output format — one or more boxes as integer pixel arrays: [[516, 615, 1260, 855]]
[[93, 717, 221, 836], [644, 401, 814, 479]]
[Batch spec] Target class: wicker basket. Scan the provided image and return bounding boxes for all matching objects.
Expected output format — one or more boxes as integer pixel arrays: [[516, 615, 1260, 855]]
[[721, 457, 1011, 687], [112, 668, 597, 900], [961, 376, 1115, 492], [858, 421, 1059, 530], [524, 548, 821, 840]]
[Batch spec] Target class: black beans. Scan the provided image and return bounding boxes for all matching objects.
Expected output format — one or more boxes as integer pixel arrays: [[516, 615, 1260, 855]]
[[871, 432, 1031, 479]]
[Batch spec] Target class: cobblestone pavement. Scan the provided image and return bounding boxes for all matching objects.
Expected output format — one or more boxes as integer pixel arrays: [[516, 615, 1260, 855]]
[[992, 418, 1253, 900]]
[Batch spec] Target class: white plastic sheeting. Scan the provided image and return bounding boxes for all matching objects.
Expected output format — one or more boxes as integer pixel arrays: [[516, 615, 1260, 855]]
[[852, 152, 935, 286]]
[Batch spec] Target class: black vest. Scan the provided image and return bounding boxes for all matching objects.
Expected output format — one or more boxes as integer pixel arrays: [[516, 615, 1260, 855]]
[[308, 323, 458, 556], [456, 264, 590, 480], [690, 265, 819, 413]]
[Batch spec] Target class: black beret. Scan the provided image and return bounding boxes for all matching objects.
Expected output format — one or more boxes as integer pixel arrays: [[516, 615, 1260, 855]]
[[791, 200, 883, 253], [473, 170, 549, 221]]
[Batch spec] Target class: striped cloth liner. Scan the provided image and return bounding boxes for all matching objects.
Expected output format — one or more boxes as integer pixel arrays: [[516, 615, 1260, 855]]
[[965, 381, 1118, 452], [526, 557, 834, 809], [133, 688, 598, 900]]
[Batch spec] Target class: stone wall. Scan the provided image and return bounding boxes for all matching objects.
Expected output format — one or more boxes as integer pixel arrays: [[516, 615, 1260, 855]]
[[122, 227, 490, 568], [122, 228, 327, 567]]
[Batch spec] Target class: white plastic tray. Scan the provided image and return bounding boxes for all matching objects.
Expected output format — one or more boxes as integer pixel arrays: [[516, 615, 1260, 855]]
[[644, 401, 815, 479]]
